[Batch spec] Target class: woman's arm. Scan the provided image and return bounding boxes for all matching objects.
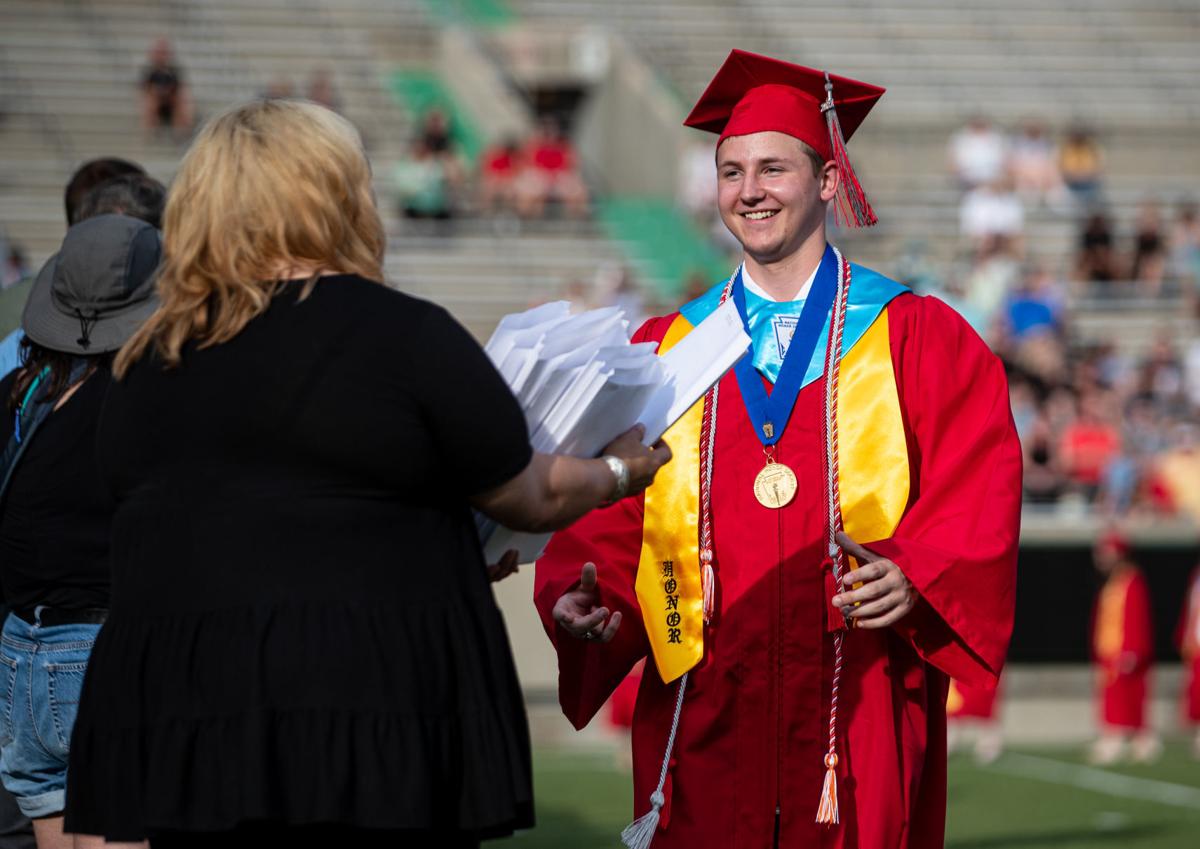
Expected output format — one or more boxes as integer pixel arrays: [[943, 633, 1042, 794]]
[[471, 425, 671, 534]]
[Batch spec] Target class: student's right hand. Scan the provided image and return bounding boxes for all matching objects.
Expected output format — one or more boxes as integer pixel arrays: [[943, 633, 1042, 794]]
[[552, 562, 622, 642]]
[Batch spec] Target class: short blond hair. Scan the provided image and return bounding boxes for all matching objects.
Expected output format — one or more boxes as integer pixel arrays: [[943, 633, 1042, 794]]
[[116, 99, 385, 376]]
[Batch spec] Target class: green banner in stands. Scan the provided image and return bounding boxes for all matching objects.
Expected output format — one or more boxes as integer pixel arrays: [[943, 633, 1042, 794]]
[[421, 0, 515, 27], [597, 197, 731, 301]]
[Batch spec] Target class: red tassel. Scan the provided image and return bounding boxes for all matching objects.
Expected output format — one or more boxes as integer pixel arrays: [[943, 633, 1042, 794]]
[[816, 752, 840, 824], [822, 72, 877, 228]]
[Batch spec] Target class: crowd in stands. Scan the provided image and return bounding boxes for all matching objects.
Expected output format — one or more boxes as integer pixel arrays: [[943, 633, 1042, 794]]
[[394, 112, 590, 226], [935, 116, 1200, 521]]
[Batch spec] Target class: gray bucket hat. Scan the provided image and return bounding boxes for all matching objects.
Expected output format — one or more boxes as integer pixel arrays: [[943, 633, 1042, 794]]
[[22, 213, 162, 354]]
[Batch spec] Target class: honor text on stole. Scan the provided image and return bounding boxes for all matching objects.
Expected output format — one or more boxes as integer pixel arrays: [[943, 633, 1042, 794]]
[[661, 560, 683, 644]]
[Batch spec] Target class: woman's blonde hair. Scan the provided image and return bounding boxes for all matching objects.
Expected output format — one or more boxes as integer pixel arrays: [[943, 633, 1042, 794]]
[[116, 98, 385, 376]]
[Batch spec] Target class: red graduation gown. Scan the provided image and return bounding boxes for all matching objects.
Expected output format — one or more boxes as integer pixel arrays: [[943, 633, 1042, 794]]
[[1091, 566, 1154, 730], [1177, 567, 1200, 724], [946, 677, 1001, 722], [534, 292, 1021, 849]]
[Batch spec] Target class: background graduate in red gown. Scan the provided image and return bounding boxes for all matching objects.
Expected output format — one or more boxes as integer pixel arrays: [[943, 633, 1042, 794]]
[[1089, 531, 1160, 764], [946, 676, 1004, 764], [1175, 562, 1200, 759], [534, 50, 1022, 849]]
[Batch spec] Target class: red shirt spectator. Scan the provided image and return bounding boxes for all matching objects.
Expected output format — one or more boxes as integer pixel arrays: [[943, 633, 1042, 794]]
[[1059, 392, 1121, 488]]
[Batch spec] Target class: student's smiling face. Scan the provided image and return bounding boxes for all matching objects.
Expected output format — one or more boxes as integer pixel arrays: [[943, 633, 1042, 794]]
[[716, 131, 838, 267]]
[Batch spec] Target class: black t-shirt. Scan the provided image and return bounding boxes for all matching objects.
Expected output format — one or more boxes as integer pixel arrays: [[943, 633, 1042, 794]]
[[97, 275, 532, 616], [0, 367, 114, 610]]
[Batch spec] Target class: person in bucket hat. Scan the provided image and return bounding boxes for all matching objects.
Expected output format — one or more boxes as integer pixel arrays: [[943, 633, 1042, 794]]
[[535, 50, 1021, 849], [0, 213, 160, 849]]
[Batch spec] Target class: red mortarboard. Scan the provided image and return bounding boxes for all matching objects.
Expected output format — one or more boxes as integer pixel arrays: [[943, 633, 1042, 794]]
[[684, 50, 886, 227]]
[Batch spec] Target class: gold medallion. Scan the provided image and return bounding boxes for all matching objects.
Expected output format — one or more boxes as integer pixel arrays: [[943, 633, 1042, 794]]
[[753, 462, 798, 509]]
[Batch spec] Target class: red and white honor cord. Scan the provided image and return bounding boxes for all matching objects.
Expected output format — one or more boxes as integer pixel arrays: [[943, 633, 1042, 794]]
[[817, 248, 853, 826]]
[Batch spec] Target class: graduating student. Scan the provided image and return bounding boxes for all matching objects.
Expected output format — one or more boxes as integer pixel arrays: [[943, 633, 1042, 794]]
[[534, 50, 1022, 849], [1089, 531, 1158, 764]]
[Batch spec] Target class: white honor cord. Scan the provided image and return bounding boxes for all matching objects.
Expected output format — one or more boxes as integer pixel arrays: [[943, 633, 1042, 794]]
[[824, 246, 848, 570], [620, 672, 689, 849]]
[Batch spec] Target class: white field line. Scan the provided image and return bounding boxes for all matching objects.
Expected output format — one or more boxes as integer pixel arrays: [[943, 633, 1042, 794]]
[[985, 753, 1200, 811]]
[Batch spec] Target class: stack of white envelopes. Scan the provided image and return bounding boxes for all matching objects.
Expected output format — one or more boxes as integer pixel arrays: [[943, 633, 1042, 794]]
[[479, 297, 750, 563]]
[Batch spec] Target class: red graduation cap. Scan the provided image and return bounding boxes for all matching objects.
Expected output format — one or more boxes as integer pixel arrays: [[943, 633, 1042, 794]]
[[684, 49, 886, 227]]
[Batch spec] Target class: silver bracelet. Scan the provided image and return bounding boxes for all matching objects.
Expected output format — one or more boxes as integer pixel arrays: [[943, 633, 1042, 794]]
[[601, 454, 630, 504]]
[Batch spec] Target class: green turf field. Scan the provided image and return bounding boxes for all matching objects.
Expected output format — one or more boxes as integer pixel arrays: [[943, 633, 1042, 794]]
[[508, 741, 1200, 848]]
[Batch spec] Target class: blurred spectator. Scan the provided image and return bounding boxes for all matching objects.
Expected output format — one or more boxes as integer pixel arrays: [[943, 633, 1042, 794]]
[[1021, 403, 1065, 503], [894, 239, 944, 296], [415, 109, 465, 199], [1137, 337, 1185, 410], [1075, 210, 1119, 285], [959, 177, 1025, 250], [1168, 200, 1200, 287], [1058, 390, 1122, 501], [478, 138, 523, 216], [1185, 330, 1200, 411], [1008, 119, 1065, 208], [262, 76, 295, 100], [947, 115, 1007, 190], [2, 246, 29, 290], [139, 37, 193, 139], [1059, 125, 1104, 208], [1148, 423, 1200, 522], [306, 67, 341, 113], [1129, 200, 1168, 293], [1009, 327, 1069, 390], [393, 140, 452, 223], [1005, 266, 1064, 341], [937, 275, 988, 337], [1008, 379, 1038, 439], [962, 235, 1022, 328], [516, 118, 589, 219], [419, 107, 453, 155]]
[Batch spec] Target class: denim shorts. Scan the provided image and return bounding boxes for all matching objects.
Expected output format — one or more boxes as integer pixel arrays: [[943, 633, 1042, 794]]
[[0, 611, 100, 818]]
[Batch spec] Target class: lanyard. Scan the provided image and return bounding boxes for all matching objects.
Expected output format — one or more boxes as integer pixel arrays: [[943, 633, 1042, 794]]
[[731, 243, 839, 447]]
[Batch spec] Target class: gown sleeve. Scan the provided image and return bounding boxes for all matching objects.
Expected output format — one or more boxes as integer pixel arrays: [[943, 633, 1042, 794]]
[[531, 315, 677, 728], [865, 295, 1023, 688], [1123, 570, 1155, 671]]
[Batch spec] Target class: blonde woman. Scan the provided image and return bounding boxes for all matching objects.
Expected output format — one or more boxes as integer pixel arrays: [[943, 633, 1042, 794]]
[[63, 100, 669, 848]]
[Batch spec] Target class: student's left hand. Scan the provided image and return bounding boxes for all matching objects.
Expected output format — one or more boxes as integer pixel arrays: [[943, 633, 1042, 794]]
[[831, 531, 916, 628]]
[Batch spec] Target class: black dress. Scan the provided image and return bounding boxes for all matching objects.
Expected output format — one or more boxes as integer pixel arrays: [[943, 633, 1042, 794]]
[[64, 276, 534, 841]]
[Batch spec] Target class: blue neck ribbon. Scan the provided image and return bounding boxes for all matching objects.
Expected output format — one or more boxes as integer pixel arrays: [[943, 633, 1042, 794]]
[[731, 244, 839, 447]]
